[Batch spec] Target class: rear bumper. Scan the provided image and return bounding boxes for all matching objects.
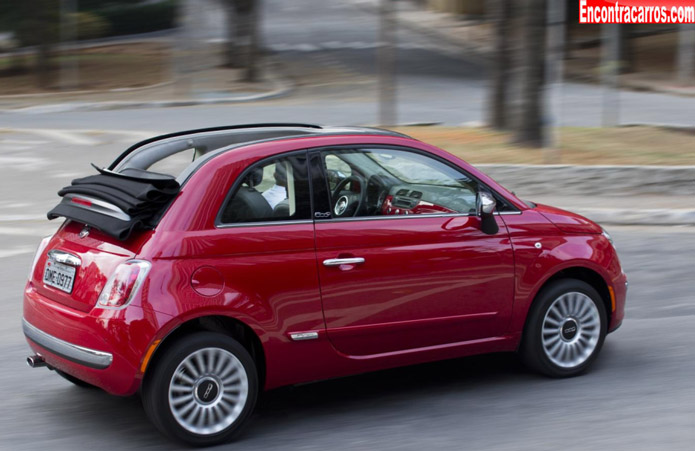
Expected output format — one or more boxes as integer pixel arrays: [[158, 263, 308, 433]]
[[23, 319, 113, 370], [23, 282, 172, 396]]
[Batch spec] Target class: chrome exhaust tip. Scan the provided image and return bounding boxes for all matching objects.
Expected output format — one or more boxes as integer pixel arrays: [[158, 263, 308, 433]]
[[27, 355, 46, 368]]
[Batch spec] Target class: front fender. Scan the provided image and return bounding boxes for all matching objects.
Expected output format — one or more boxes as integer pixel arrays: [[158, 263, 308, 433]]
[[502, 211, 622, 335]]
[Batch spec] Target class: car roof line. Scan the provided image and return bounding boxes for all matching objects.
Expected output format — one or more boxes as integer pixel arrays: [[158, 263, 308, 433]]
[[108, 123, 412, 170], [175, 130, 416, 184]]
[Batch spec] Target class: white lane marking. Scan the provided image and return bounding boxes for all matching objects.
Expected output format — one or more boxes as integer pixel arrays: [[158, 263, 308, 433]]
[[50, 172, 84, 179], [30, 129, 100, 146], [0, 139, 49, 145], [101, 129, 160, 142], [0, 145, 34, 152], [0, 226, 54, 237], [0, 129, 161, 146], [0, 155, 49, 171], [0, 246, 35, 258]]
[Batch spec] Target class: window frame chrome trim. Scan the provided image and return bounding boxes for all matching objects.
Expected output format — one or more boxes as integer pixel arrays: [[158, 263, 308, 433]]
[[216, 219, 314, 229], [315, 210, 521, 224], [214, 150, 312, 228]]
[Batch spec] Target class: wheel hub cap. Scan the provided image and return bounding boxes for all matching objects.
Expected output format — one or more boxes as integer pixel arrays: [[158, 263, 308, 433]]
[[561, 319, 578, 341], [194, 378, 220, 405], [168, 347, 249, 435], [541, 292, 601, 369]]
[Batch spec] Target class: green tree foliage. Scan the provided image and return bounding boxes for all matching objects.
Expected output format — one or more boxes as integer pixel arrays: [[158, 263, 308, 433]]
[[74, 11, 111, 40], [3, 0, 59, 47]]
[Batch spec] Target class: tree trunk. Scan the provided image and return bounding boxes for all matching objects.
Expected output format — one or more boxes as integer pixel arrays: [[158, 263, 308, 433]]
[[677, 24, 695, 83], [36, 39, 51, 88], [223, 0, 242, 67], [618, 24, 634, 73], [34, 1, 56, 89], [243, 0, 259, 82], [488, 0, 512, 130], [513, 0, 547, 147]]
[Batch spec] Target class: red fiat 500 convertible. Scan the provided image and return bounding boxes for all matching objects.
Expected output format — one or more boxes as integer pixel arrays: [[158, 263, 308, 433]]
[[23, 124, 626, 446]]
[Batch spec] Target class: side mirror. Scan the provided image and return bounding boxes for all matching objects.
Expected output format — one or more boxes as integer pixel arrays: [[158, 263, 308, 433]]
[[476, 190, 499, 235]]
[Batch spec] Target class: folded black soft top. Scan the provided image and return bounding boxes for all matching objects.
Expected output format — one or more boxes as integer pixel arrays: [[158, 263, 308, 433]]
[[47, 166, 180, 241]]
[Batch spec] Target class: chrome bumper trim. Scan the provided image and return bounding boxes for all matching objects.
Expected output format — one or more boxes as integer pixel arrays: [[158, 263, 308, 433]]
[[22, 318, 113, 370]]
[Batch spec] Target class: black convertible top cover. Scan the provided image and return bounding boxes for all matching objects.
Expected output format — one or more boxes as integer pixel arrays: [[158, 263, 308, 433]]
[[47, 165, 180, 240]]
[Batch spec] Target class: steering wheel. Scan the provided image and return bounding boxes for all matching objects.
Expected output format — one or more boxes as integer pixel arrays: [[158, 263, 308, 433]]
[[331, 175, 366, 217]]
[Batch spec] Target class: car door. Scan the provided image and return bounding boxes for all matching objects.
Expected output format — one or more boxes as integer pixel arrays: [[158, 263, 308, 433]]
[[211, 152, 326, 345], [310, 147, 516, 356]]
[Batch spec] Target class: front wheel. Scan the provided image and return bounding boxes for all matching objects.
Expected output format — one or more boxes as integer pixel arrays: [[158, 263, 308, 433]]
[[142, 332, 258, 446], [520, 279, 607, 377]]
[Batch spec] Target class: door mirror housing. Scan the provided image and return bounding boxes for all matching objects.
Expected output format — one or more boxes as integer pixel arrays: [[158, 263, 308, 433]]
[[476, 190, 499, 235]]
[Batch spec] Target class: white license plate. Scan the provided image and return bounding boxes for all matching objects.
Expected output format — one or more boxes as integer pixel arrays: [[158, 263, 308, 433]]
[[43, 258, 76, 293]]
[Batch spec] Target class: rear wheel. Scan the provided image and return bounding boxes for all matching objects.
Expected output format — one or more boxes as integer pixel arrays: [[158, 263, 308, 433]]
[[142, 332, 258, 446], [520, 279, 607, 377]]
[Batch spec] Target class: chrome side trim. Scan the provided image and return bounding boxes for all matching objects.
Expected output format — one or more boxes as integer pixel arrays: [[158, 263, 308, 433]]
[[323, 257, 365, 266], [47, 249, 81, 267], [63, 194, 132, 222], [289, 332, 319, 341], [216, 219, 314, 229], [214, 211, 523, 228], [317, 210, 521, 224], [22, 319, 113, 370]]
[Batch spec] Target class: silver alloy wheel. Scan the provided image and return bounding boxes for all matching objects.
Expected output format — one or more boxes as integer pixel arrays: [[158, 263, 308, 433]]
[[541, 292, 601, 369], [168, 347, 249, 436]]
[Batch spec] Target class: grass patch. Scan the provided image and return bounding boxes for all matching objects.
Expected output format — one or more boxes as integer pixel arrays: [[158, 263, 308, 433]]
[[390, 126, 695, 166], [0, 43, 168, 94]]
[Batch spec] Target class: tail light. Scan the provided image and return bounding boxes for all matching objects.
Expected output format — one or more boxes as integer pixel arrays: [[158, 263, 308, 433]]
[[97, 260, 151, 308], [28, 236, 52, 281]]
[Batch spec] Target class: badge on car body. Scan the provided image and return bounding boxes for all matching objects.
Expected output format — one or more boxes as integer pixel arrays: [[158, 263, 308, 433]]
[[79, 225, 90, 238]]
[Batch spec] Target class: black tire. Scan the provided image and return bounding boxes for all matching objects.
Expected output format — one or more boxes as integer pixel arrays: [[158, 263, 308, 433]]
[[142, 332, 258, 447], [520, 279, 607, 378], [56, 370, 95, 388]]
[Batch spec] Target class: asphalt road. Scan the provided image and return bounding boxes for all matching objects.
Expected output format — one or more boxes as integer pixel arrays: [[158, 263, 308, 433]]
[[1, 221, 693, 450]]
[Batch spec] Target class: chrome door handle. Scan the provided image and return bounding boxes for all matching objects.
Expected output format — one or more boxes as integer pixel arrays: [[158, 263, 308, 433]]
[[323, 257, 365, 267]]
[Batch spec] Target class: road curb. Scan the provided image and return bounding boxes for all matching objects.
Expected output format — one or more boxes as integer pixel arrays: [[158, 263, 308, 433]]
[[0, 81, 175, 100], [0, 62, 295, 114], [477, 164, 695, 197], [565, 208, 695, 227]]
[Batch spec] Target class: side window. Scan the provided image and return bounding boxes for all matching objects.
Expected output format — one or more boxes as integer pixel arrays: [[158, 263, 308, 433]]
[[219, 154, 311, 224], [325, 154, 352, 192], [322, 148, 480, 218]]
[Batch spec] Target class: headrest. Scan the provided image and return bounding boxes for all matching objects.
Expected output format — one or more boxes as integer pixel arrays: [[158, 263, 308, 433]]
[[245, 167, 264, 188]]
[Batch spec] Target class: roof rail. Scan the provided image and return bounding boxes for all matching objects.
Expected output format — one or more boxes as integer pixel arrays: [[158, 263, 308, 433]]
[[108, 123, 323, 170]]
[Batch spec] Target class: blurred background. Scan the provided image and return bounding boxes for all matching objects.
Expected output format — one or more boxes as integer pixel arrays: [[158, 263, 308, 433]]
[[0, 1, 693, 450]]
